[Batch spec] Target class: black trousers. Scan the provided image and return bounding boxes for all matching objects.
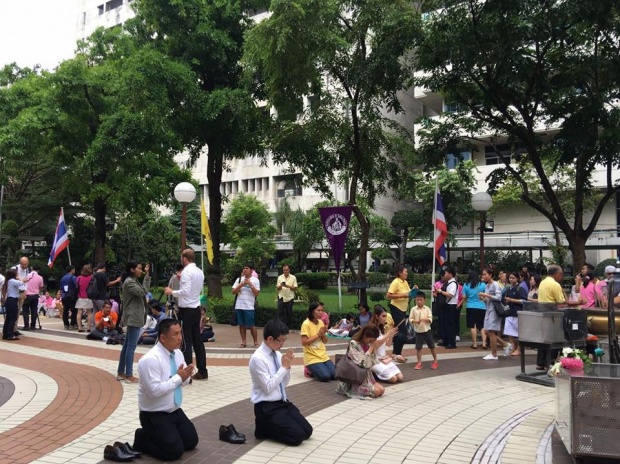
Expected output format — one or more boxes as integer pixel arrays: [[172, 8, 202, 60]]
[[134, 409, 198, 461], [2, 297, 18, 339], [442, 304, 458, 348], [277, 298, 294, 328], [254, 401, 313, 446], [62, 297, 77, 327], [389, 304, 408, 356], [178, 307, 207, 374], [23, 294, 39, 328]]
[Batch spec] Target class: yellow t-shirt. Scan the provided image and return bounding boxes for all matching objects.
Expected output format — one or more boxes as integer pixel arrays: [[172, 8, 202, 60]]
[[384, 312, 395, 331], [387, 278, 411, 312], [409, 305, 432, 333], [538, 276, 566, 304], [300, 319, 329, 365]]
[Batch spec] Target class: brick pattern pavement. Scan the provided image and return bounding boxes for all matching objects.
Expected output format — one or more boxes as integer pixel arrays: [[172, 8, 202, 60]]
[[0, 320, 584, 464]]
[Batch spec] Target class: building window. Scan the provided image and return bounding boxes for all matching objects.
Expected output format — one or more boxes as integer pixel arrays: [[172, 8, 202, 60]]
[[276, 175, 302, 198], [105, 0, 123, 12], [443, 101, 465, 114], [98, 4, 104, 15], [484, 144, 524, 165], [445, 151, 471, 169]]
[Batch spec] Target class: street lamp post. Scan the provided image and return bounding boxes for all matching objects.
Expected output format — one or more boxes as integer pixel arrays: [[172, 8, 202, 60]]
[[471, 192, 493, 272], [174, 182, 197, 252]]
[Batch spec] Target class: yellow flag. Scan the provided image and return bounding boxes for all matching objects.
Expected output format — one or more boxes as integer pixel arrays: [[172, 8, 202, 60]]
[[200, 199, 214, 264]]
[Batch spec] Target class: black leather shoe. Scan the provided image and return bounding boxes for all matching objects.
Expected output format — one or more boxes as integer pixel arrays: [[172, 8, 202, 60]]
[[219, 425, 245, 444], [227, 424, 246, 440], [103, 444, 134, 462], [114, 442, 142, 458]]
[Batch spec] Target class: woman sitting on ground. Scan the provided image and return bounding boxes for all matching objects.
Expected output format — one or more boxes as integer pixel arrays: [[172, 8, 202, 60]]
[[368, 307, 402, 383], [335, 324, 386, 399], [301, 301, 335, 381], [328, 313, 355, 337]]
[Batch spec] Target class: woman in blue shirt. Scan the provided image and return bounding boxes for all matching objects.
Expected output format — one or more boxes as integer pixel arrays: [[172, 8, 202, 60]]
[[460, 270, 487, 349], [2, 269, 22, 340]]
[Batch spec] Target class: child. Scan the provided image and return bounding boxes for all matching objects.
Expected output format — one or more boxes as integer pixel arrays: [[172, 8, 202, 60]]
[[328, 313, 355, 337], [200, 307, 215, 342], [409, 292, 438, 370]]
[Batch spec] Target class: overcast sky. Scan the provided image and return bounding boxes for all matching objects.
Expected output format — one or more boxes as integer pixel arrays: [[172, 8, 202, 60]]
[[0, 0, 77, 70]]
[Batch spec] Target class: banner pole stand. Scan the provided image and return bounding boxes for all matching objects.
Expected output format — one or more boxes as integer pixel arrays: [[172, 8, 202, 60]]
[[338, 273, 342, 310]]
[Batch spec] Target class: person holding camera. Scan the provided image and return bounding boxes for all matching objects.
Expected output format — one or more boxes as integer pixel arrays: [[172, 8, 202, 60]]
[[276, 265, 297, 328], [87, 300, 118, 340]]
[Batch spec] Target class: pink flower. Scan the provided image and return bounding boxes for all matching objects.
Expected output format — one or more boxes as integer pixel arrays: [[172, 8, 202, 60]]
[[560, 357, 584, 371]]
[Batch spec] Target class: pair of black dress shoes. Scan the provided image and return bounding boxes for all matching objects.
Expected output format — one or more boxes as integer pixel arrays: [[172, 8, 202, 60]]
[[219, 424, 246, 444], [103, 442, 142, 462]]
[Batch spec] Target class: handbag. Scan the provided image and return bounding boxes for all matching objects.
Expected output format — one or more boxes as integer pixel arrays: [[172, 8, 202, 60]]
[[405, 320, 416, 343], [334, 345, 368, 384], [492, 299, 511, 317]]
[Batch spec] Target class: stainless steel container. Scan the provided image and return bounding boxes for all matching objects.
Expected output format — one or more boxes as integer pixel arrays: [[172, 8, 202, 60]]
[[555, 364, 620, 459], [518, 311, 565, 344]]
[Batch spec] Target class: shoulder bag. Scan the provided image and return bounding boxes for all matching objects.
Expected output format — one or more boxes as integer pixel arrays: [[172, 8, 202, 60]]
[[492, 299, 511, 317], [334, 344, 368, 385], [230, 279, 239, 326]]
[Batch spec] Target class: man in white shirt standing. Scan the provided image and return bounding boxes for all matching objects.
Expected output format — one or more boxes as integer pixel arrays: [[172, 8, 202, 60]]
[[165, 249, 208, 380], [249, 319, 312, 445], [276, 265, 298, 328], [133, 319, 198, 461], [233, 263, 261, 347]]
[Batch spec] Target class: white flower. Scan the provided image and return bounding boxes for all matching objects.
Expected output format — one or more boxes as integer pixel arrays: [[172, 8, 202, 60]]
[[562, 347, 574, 356]]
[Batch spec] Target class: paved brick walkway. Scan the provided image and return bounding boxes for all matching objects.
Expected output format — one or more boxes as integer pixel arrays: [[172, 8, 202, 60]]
[[0, 317, 583, 463]]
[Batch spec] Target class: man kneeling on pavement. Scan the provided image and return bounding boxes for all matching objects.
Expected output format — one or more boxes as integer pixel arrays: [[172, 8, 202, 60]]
[[133, 319, 198, 461]]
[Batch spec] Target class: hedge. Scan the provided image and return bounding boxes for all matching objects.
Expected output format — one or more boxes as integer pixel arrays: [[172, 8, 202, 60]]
[[296, 272, 330, 290]]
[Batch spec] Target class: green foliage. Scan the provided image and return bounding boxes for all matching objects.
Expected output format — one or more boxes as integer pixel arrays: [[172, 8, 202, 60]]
[[367, 272, 388, 287], [371, 247, 393, 260], [369, 292, 385, 302], [297, 272, 330, 290], [223, 193, 276, 267], [465, 250, 530, 274], [414, 0, 620, 270], [595, 259, 618, 278]]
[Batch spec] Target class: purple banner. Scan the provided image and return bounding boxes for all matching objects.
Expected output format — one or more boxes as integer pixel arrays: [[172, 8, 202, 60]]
[[319, 206, 354, 274]]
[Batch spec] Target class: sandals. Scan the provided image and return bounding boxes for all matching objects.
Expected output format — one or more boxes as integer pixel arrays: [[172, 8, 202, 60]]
[[394, 355, 407, 363], [240, 343, 246, 348], [470, 345, 478, 349], [481, 345, 489, 350]]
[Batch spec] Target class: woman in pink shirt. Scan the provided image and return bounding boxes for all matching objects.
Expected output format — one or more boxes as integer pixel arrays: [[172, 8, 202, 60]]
[[75, 264, 94, 332], [579, 272, 600, 308]]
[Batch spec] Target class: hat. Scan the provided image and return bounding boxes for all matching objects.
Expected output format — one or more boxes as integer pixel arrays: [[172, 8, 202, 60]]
[[605, 265, 616, 274]]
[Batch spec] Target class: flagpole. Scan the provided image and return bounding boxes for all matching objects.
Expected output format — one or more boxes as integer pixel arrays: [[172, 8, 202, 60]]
[[431, 178, 438, 306], [62, 207, 72, 266]]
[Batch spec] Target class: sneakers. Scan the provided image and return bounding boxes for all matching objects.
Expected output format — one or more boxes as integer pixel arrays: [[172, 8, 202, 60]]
[[414, 363, 423, 370], [483, 354, 499, 361], [503, 343, 513, 357], [431, 361, 438, 370], [456, 336, 461, 342]]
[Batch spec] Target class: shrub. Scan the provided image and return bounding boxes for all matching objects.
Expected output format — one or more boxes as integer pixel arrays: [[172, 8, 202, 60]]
[[367, 272, 388, 286], [369, 292, 385, 302], [297, 272, 330, 289], [595, 259, 617, 278]]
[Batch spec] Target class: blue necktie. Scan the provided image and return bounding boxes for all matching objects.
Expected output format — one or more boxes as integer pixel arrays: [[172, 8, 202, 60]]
[[170, 353, 182, 407], [271, 351, 287, 401]]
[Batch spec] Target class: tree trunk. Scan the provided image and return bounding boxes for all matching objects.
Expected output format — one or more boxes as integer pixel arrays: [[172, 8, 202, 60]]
[[205, 149, 223, 298], [94, 197, 107, 265], [566, 232, 587, 274], [399, 227, 409, 263], [352, 205, 369, 304]]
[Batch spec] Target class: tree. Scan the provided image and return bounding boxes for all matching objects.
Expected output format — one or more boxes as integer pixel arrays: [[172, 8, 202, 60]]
[[245, 0, 421, 299], [222, 193, 276, 268], [414, 0, 620, 270], [129, 0, 267, 297]]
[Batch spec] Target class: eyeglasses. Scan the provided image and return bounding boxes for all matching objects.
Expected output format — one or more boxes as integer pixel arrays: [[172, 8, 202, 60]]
[[274, 337, 287, 344]]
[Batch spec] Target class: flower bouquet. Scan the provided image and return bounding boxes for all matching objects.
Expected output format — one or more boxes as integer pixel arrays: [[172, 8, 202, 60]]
[[548, 347, 591, 377]]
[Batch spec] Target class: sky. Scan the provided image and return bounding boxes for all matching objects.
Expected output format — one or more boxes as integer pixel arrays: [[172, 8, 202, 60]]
[[0, 0, 78, 70]]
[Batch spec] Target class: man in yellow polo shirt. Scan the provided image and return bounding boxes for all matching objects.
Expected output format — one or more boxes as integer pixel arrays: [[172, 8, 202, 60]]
[[276, 265, 298, 328], [387, 264, 411, 363]]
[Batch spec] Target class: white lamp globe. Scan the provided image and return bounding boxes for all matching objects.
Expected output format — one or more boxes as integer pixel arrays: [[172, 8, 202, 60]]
[[174, 182, 197, 204], [471, 191, 493, 212]]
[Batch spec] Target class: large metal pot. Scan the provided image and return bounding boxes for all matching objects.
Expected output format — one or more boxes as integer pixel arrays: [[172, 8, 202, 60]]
[[582, 308, 620, 335]]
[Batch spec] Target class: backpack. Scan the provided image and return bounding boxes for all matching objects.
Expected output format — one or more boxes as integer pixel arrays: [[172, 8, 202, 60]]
[[86, 276, 99, 299]]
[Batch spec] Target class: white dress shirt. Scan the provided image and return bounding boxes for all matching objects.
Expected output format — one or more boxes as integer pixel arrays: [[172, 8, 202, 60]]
[[137, 342, 189, 413], [249, 342, 290, 404], [172, 262, 204, 308]]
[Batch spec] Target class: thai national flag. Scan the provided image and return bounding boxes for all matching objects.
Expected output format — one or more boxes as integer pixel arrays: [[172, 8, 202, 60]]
[[48, 209, 70, 268], [433, 186, 448, 266]]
